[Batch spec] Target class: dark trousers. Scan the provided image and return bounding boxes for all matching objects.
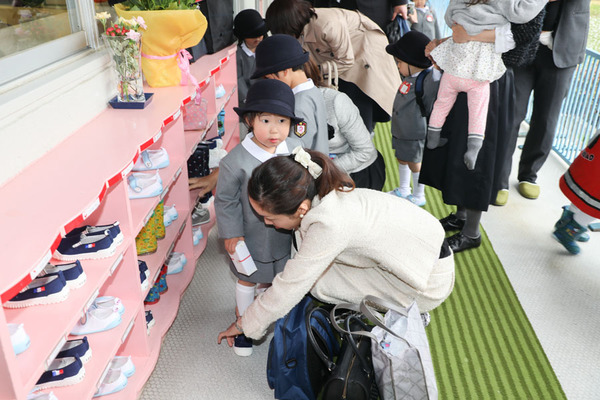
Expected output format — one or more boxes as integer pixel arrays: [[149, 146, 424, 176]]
[[500, 46, 576, 187], [338, 79, 389, 133]]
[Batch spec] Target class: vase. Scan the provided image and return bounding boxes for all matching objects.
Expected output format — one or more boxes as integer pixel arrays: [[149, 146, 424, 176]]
[[104, 35, 145, 102], [114, 5, 207, 87]]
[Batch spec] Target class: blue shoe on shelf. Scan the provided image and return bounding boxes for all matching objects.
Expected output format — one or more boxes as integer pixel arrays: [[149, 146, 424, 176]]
[[65, 222, 123, 245], [127, 172, 163, 200], [54, 231, 116, 261], [144, 284, 160, 305], [71, 307, 122, 335], [93, 296, 125, 316], [5, 271, 70, 308], [9, 323, 30, 355], [57, 337, 92, 364], [110, 355, 136, 378], [132, 148, 170, 171], [93, 369, 128, 397], [215, 84, 226, 99], [35, 356, 85, 390], [40, 260, 87, 289], [145, 310, 155, 334]]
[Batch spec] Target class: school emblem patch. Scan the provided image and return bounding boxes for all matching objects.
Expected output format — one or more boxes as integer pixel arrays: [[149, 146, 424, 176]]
[[295, 122, 307, 137], [399, 81, 411, 95]]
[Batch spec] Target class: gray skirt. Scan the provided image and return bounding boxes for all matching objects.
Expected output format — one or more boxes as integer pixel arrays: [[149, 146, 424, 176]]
[[229, 254, 290, 284]]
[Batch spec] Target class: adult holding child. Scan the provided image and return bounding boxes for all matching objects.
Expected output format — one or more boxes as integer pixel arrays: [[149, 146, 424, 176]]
[[265, 0, 401, 133], [217, 148, 455, 343]]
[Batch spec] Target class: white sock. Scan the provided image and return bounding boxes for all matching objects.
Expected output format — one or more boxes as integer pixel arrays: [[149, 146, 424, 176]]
[[570, 204, 595, 227], [255, 283, 270, 297], [412, 172, 425, 199], [236, 282, 256, 316], [397, 164, 411, 196]]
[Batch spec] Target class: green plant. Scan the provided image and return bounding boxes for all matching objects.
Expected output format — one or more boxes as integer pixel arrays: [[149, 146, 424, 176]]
[[119, 0, 198, 11]]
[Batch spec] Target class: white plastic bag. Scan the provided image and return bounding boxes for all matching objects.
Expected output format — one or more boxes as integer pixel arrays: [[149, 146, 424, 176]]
[[360, 296, 438, 400]]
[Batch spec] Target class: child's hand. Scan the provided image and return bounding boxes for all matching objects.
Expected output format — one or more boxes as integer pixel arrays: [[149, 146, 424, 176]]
[[225, 237, 244, 255], [425, 39, 442, 57]]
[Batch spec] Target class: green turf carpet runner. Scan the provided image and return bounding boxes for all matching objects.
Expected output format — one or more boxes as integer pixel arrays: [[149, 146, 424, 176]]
[[372, 122, 566, 399]]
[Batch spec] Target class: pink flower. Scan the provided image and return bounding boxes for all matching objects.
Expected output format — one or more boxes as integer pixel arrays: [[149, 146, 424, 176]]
[[135, 16, 147, 30], [126, 30, 141, 41]]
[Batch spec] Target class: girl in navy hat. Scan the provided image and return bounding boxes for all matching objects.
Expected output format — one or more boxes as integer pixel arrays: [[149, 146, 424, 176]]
[[386, 31, 441, 207], [214, 79, 304, 357], [233, 9, 268, 113]]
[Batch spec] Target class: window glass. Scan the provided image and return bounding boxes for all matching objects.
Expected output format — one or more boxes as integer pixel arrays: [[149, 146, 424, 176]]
[[0, 1, 80, 58]]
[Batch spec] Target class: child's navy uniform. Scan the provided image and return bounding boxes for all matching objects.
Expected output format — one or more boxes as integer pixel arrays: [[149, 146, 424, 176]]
[[391, 68, 441, 163]]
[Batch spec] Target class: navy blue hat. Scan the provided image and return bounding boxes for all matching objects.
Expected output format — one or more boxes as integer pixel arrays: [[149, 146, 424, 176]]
[[233, 9, 267, 39], [234, 79, 304, 124], [251, 34, 310, 79], [386, 31, 432, 69]]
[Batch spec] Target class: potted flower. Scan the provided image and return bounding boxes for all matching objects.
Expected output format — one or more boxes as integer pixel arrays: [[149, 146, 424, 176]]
[[110, 1, 207, 88], [96, 12, 147, 102]]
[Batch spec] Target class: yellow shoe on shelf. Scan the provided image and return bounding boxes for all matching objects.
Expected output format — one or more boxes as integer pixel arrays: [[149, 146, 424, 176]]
[[136, 217, 158, 256], [494, 189, 509, 206], [518, 181, 540, 199]]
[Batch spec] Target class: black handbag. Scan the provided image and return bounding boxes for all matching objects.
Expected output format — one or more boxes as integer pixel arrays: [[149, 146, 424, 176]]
[[309, 310, 379, 400]]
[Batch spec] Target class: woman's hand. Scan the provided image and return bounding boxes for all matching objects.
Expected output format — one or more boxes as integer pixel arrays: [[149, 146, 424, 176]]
[[392, 4, 408, 20], [189, 168, 219, 197], [224, 237, 243, 255], [217, 318, 243, 347], [451, 24, 470, 43]]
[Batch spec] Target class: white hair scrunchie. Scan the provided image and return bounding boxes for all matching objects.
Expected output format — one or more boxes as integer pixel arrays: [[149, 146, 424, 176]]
[[291, 146, 323, 179]]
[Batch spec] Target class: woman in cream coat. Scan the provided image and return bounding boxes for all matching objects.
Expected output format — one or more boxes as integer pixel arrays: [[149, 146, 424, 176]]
[[266, 0, 401, 133], [218, 148, 454, 342]]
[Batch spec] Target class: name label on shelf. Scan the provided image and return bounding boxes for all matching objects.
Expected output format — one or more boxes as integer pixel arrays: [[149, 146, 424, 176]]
[[82, 197, 100, 220], [31, 251, 52, 279], [174, 166, 182, 180], [97, 362, 112, 391], [46, 335, 67, 369], [153, 267, 162, 285], [153, 129, 162, 143], [172, 108, 182, 121], [160, 182, 171, 201], [121, 160, 135, 178], [143, 209, 154, 226], [122, 317, 135, 343], [178, 220, 187, 236], [166, 241, 176, 261], [84, 288, 100, 315], [110, 253, 124, 275]]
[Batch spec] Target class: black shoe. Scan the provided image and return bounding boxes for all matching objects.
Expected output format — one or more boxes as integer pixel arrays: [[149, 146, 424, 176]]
[[439, 213, 465, 232], [447, 232, 481, 253]]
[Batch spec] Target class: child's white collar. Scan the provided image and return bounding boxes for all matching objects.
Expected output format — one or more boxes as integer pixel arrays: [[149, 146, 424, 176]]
[[292, 78, 315, 94], [242, 133, 290, 162], [241, 42, 255, 57]]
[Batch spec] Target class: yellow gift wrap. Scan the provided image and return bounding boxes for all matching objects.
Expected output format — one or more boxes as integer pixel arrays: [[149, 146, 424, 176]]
[[115, 5, 207, 87]]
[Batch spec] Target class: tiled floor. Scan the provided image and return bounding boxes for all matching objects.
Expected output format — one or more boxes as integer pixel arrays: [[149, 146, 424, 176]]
[[141, 139, 600, 400]]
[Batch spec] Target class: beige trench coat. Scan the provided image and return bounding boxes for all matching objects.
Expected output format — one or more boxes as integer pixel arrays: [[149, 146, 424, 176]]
[[302, 8, 401, 116]]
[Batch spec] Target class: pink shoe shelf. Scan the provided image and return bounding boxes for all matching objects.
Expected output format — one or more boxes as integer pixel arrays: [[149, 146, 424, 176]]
[[0, 45, 238, 400]]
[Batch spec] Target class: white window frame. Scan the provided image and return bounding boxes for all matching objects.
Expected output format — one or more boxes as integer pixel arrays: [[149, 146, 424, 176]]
[[0, 0, 99, 86]]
